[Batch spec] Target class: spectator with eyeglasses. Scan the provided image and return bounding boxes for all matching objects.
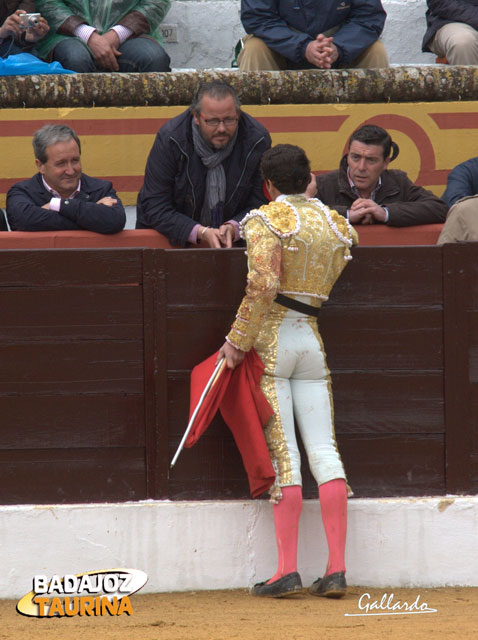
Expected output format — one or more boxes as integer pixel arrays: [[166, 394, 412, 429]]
[[136, 81, 272, 247]]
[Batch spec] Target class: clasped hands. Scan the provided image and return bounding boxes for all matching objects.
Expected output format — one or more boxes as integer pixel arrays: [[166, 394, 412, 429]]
[[87, 30, 122, 71], [348, 198, 387, 225], [305, 33, 339, 69]]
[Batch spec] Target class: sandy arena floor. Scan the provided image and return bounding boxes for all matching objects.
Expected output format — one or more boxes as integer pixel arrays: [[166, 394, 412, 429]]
[[2, 585, 477, 639]]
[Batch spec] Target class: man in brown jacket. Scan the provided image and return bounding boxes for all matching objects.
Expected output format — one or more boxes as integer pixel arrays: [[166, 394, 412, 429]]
[[313, 125, 447, 226], [35, 0, 170, 72]]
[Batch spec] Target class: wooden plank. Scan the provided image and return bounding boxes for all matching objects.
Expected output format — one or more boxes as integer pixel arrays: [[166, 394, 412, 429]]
[[167, 370, 444, 437], [0, 249, 143, 286], [468, 312, 478, 384], [0, 286, 142, 340], [470, 346, 478, 384], [168, 419, 251, 500], [472, 389, 478, 494], [0, 447, 146, 504], [143, 249, 169, 499], [302, 434, 445, 498], [331, 371, 444, 434], [0, 394, 144, 448], [167, 373, 445, 499], [166, 307, 443, 371], [468, 263, 478, 493], [166, 310, 237, 370], [168, 428, 445, 499], [0, 341, 143, 393], [442, 244, 473, 494], [321, 307, 443, 370], [330, 246, 443, 306], [165, 247, 443, 308], [469, 453, 478, 494], [165, 249, 247, 307], [155, 249, 170, 498], [467, 257, 478, 308]]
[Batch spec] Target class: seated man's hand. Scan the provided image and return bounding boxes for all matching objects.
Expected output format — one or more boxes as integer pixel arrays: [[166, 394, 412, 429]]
[[0, 10, 25, 39], [87, 31, 121, 71], [217, 341, 245, 369], [350, 198, 387, 224], [96, 196, 118, 207], [103, 29, 121, 51], [25, 16, 49, 42], [41, 203, 51, 210], [199, 227, 222, 248], [200, 225, 235, 248], [305, 34, 339, 69]]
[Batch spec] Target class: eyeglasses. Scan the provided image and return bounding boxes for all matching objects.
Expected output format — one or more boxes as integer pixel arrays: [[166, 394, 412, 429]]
[[199, 114, 238, 128]]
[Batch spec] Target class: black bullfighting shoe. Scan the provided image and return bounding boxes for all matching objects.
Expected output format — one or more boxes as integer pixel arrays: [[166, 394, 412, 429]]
[[252, 572, 303, 598], [309, 571, 347, 598]]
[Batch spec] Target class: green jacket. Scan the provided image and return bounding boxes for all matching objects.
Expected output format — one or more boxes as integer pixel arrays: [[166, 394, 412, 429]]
[[35, 0, 171, 58]]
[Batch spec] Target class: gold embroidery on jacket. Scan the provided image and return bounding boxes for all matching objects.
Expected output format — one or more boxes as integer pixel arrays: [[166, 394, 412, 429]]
[[226, 195, 357, 352]]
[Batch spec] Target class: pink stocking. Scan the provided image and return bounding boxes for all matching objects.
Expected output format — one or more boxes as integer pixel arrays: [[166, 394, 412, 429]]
[[268, 485, 303, 583], [318, 478, 347, 575]]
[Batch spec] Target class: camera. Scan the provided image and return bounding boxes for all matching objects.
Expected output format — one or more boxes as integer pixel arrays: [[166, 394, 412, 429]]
[[18, 13, 41, 29]]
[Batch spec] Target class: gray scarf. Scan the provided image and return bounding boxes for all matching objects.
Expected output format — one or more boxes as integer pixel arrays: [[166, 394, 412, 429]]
[[192, 119, 238, 227]]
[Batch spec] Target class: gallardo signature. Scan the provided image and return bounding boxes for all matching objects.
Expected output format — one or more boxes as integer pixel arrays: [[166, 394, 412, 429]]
[[345, 592, 438, 617]]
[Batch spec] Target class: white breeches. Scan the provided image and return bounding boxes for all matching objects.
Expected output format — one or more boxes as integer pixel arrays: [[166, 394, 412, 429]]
[[255, 302, 346, 488]]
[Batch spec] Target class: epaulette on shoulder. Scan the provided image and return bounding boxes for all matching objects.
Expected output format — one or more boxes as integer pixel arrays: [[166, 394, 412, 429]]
[[240, 201, 300, 239], [330, 208, 352, 238]]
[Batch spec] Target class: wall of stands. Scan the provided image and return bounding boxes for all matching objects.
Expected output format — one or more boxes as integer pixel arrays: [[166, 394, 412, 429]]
[[2, 99, 478, 208], [0, 241, 476, 505]]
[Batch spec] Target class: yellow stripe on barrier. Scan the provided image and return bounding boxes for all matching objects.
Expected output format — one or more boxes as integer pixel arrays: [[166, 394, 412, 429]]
[[2, 101, 478, 206]]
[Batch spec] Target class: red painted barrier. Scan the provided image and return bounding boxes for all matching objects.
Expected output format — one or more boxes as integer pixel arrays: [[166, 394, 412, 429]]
[[0, 225, 444, 249]]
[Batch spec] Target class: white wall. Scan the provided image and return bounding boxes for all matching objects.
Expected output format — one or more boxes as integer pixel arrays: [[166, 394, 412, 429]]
[[2, 496, 477, 599], [162, 0, 436, 70], [382, 0, 436, 65]]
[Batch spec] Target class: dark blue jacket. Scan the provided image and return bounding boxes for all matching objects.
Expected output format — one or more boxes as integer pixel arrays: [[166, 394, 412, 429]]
[[241, 0, 386, 66], [423, 0, 478, 52], [136, 109, 271, 246], [442, 157, 478, 207], [6, 172, 126, 233]]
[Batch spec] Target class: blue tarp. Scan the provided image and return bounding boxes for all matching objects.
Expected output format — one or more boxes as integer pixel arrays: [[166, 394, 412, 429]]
[[0, 53, 76, 76]]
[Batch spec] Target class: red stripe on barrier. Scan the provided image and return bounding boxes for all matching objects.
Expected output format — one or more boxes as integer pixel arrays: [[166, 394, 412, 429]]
[[0, 115, 348, 136], [101, 176, 144, 190], [417, 169, 450, 184], [0, 119, 167, 137], [429, 113, 478, 129], [255, 115, 348, 132]]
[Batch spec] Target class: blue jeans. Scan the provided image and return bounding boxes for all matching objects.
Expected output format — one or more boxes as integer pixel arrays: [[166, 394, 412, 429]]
[[52, 36, 170, 73], [0, 37, 27, 58]]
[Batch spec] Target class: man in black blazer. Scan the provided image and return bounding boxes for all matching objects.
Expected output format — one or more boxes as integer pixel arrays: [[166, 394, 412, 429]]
[[6, 123, 125, 233], [136, 81, 271, 247]]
